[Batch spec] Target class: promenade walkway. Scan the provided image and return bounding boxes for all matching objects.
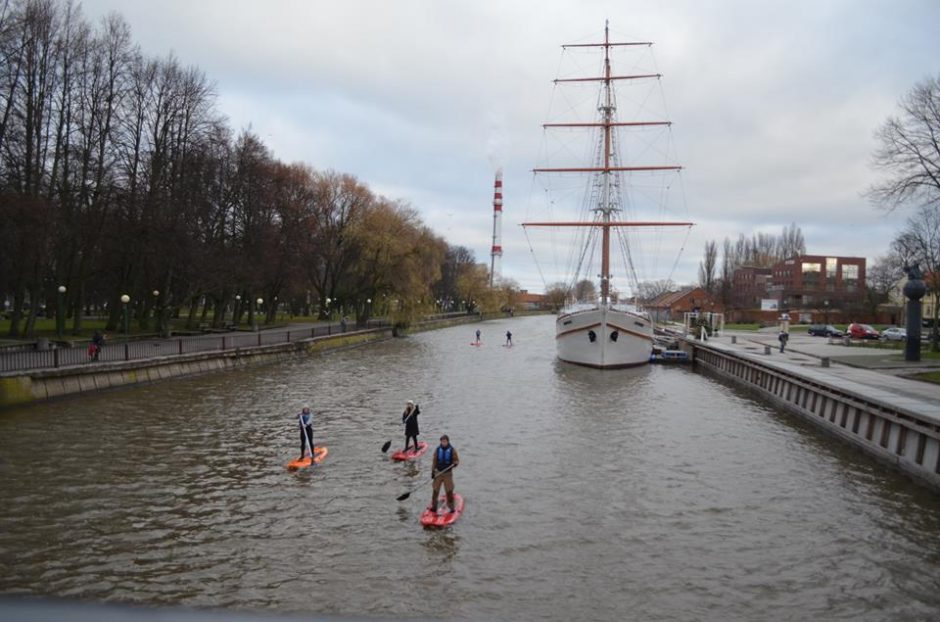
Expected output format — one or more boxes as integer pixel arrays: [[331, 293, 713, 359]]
[[705, 329, 940, 423], [0, 321, 359, 373]]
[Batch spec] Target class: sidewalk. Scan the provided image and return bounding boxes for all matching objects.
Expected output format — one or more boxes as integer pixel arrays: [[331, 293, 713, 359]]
[[705, 330, 940, 420], [0, 320, 364, 374]]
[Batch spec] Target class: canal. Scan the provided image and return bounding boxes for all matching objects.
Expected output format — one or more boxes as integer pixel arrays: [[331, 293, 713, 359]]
[[1, 315, 939, 620]]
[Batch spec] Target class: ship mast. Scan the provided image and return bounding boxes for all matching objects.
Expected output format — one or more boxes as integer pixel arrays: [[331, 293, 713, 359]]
[[524, 21, 691, 306]]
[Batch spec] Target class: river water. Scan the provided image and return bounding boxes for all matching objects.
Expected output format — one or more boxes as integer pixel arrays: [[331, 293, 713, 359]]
[[1, 315, 939, 620]]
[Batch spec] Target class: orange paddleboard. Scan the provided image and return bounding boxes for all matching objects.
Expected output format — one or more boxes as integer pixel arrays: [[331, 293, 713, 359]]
[[286, 446, 328, 470]]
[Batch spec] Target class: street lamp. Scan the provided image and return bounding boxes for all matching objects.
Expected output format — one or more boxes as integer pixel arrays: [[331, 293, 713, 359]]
[[256, 298, 264, 330], [235, 294, 241, 327], [56, 285, 66, 338], [120, 294, 130, 337]]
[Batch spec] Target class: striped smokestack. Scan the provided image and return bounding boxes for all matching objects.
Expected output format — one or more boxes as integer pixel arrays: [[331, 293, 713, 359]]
[[490, 169, 503, 287]]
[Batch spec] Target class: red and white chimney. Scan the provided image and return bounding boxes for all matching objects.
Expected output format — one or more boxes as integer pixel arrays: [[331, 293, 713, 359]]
[[489, 169, 503, 287]]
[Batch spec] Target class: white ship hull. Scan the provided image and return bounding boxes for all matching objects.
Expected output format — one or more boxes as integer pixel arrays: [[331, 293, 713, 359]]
[[556, 306, 653, 368]]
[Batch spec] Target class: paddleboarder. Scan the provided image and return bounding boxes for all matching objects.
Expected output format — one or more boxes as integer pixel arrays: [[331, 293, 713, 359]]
[[505, 330, 512, 346], [402, 400, 420, 453], [430, 435, 460, 514], [475, 329, 481, 344], [297, 406, 314, 460]]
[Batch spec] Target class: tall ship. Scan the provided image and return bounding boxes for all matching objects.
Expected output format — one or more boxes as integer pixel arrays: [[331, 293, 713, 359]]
[[523, 23, 692, 369]]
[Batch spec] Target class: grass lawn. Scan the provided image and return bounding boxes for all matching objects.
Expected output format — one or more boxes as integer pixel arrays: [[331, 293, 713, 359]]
[[911, 370, 940, 385], [724, 323, 761, 331]]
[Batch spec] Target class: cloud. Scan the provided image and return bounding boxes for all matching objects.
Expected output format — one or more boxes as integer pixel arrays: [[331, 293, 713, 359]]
[[78, 0, 940, 291]]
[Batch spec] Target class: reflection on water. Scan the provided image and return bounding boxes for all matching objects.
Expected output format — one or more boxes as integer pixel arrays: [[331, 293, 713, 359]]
[[1, 315, 939, 620]]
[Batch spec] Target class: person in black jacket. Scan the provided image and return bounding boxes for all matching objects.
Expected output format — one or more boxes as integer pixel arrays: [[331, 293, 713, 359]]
[[402, 400, 420, 453]]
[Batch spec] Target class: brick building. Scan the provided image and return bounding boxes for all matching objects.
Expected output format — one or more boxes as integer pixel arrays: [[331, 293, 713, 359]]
[[768, 255, 866, 310], [731, 266, 772, 310], [645, 287, 722, 324]]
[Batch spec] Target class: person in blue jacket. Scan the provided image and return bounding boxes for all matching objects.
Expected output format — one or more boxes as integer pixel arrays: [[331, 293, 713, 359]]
[[430, 435, 460, 513]]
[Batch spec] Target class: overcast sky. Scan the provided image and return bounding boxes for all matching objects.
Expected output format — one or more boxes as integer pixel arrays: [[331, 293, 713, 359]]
[[79, 0, 940, 293]]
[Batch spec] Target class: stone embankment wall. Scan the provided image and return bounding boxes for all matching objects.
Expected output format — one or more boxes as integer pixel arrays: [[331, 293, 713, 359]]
[[0, 314, 491, 409], [686, 341, 940, 491], [0, 329, 392, 409]]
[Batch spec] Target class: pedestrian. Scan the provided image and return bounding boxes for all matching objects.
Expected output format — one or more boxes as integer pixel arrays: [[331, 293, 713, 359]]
[[475, 329, 481, 344], [778, 331, 789, 353], [402, 400, 420, 452], [90, 330, 105, 361], [430, 434, 460, 514], [505, 330, 512, 346], [297, 406, 314, 461]]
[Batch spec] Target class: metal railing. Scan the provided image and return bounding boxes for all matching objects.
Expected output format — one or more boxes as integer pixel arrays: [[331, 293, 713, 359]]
[[0, 320, 390, 374]]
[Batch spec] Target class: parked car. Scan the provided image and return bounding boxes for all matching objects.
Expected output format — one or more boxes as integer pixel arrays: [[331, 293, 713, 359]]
[[880, 327, 907, 341], [807, 324, 843, 337], [846, 323, 880, 340]]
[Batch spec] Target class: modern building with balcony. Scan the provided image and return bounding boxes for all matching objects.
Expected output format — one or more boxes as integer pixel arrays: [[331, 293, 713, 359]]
[[767, 255, 866, 321]]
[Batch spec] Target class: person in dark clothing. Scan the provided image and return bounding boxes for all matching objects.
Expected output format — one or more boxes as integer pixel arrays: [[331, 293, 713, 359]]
[[430, 435, 460, 513], [402, 400, 420, 452], [90, 330, 105, 361], [505, 330, 512, 346], [778, 331, 789, 353], [298, 407, 314, 460]]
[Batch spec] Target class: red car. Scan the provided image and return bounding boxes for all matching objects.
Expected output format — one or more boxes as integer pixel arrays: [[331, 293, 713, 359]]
[[846, 323, 880, 340]]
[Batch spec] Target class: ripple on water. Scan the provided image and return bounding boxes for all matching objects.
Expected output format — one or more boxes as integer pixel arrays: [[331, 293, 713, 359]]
[[1, 316, 940, 620]]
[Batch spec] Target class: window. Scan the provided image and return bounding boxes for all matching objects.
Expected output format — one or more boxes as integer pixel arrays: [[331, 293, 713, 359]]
[[802, 262, 822, 288], [842, 264, 858, 292]]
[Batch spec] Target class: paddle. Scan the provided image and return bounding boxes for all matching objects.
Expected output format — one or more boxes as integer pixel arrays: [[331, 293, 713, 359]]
[[396, 463, 454, 502], [302, 416, 315, 465], [381, 405, 419, 453]]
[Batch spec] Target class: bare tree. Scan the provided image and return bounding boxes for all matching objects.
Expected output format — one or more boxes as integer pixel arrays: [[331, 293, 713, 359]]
[[698, 240, 718, 294], [719, 237, 734, 308], [573, 278, 597, 302], [892, 205, 940, 350], [637, 279, 675, 302], [866, 253, 903, 303], [869, 73, 940, 212], [779, 222, 805, 259]]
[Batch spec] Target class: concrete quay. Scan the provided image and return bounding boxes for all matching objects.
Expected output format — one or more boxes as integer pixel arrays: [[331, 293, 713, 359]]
[[684, 330, 940, 491], [0, 328, 393, 409]]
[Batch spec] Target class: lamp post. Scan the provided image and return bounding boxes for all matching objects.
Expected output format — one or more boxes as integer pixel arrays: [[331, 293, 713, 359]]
[[56, 285, 66, 338], [151, 290, 160, 332], [326, 297, 331, 321], [823, 300, 829, 325], [235, 294, 241, 327], [255, 298, 264, 331], [120, 294, 130, 337]]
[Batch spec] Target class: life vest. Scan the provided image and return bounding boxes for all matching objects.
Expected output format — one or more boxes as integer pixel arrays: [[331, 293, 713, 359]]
[[436, 446, 454, 470]]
